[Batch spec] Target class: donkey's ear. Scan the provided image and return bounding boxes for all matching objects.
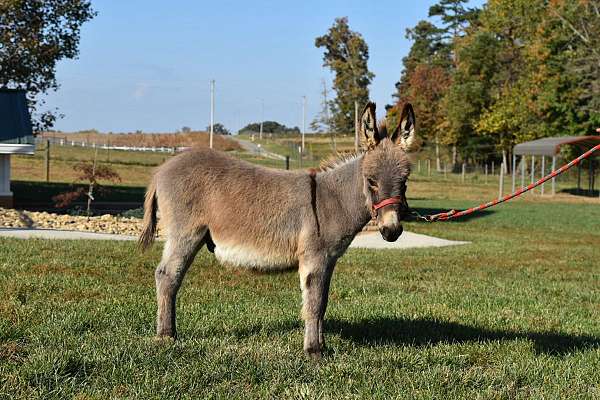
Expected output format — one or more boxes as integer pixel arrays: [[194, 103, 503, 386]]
[[391, 103, 418, 151], [360, 102, 380, 150]]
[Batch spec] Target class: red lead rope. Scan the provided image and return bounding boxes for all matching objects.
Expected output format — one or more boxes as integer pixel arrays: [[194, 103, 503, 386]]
[[414, 143, 600, 222]]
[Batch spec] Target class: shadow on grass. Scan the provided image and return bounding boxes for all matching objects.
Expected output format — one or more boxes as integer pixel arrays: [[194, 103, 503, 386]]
[[327, 317, 600, 355], [407, 207, 495, 223], [236, 317, 600, 356], [560, 188, 599, 197]]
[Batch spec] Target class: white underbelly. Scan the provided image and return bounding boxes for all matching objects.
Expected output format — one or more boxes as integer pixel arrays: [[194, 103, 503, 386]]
[[213, 243, 296, 270]]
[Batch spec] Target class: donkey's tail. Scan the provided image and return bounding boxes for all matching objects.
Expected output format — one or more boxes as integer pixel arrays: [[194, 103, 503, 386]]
[[139, 178, 158, 251]]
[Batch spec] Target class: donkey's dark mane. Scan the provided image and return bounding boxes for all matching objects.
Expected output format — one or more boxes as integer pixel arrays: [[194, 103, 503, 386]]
[[317, 151, 362, 172], [317, 119, 390, 173]]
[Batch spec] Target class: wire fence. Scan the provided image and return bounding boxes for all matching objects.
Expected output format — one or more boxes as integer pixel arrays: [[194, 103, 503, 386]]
[[412, 147, 599, 197], [29, 137, 600, 197]]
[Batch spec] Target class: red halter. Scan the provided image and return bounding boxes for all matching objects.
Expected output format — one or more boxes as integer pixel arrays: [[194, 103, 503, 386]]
[[371, 196, 402, 217]]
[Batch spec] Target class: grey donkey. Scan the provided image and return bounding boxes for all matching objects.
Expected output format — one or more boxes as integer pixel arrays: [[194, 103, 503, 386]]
[[139, 102, 418, 358]]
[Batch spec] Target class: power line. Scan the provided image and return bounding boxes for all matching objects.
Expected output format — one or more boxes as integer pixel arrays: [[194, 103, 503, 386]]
[[301, 95, 306, 153]]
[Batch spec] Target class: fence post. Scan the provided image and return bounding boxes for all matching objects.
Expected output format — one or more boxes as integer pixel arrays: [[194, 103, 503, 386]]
[[285, 155, 290, 170], [551, 156, 556, 196], [492, 161, 495, 176], [499, 162, 504, 199], [444, 164, 447, 179], [511, 153, 516, 193], [531, 155, 535, 195], [577, 162, 581, 194], [521, 156, 525, 190], [427, 159, 431, 177], [44, 140, 50, 182], [541, 156, 545, 196], [590, 158, 594, 196], [485, 164, 488, 184], [461, 163, 466, 183], [417, 160, 421, 174]]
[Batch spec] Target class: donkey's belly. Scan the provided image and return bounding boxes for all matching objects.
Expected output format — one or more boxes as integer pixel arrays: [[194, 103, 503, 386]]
[[213, 242, 297, 270]]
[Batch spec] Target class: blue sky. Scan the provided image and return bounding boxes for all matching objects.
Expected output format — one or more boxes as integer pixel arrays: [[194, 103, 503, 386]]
[[46, 0, 484, 133]]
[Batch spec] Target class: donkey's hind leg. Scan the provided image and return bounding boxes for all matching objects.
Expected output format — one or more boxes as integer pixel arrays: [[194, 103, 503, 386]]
[[155, 227, 207, 338]]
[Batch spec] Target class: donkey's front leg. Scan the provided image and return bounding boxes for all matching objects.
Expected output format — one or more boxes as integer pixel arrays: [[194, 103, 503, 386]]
[[299, 256, 335, 359]]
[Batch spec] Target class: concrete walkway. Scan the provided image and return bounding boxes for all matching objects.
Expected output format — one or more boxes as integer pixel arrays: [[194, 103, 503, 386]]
[[0, 228, 468, 249], [350, 231, 468, 249], [232, 138, 286, 160]]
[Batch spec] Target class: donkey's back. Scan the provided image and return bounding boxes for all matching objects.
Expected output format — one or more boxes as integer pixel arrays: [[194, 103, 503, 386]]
[[140, 148, 312, 270]]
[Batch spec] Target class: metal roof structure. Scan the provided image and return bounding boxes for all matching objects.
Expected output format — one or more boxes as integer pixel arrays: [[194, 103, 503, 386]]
[[0, 88, 33, 141], [513, 136, 600, 156]]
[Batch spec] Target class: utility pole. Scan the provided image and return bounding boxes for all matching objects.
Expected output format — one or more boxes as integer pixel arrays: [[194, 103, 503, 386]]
[[259, 99, 264, 140], [322, 79, 330, 127], [354, 100, 359, 153], [321, 79, 335, 152], [302, 96, 306, 153], [209, 79, 215, 149]]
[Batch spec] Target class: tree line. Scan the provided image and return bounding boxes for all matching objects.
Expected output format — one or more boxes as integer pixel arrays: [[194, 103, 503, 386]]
[[315, 0, 599, 167], [393, 0, 600, 166]]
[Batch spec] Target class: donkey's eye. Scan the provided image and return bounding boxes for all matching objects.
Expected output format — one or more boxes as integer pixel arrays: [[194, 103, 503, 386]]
[[367, 178, 378, 188]]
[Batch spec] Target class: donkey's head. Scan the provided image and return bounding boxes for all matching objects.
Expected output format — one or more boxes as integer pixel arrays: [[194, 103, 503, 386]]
[[360, 102, 418, 242]]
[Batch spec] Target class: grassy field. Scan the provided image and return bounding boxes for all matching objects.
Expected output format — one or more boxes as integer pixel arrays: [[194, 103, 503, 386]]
[[11, 143, 289, 188], [1, 198, 599, 398]]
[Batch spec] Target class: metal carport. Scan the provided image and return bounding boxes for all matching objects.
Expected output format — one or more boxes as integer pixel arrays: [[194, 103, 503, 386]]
[[512, 136, 600, 196]]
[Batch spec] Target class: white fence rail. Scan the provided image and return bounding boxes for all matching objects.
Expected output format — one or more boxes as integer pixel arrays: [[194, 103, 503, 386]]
[[36, 137, 189, 153]]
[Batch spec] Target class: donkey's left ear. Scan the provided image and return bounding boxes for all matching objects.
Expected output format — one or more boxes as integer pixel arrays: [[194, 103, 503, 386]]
[[360, 102, 381, 150], [391, 103, 418, 152]]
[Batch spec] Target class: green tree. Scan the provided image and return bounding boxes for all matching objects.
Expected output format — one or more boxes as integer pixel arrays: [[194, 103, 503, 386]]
[[0, 0, 96, 132], [549, 0, 600, 131], [239, 121, 300, 135], [315, 17, 374, 133], [207, 123, 230, 135], [428, 0, 479, 41]]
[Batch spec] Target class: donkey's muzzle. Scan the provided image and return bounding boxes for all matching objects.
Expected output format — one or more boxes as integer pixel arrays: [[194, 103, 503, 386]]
[[380, 223, 403, 242]]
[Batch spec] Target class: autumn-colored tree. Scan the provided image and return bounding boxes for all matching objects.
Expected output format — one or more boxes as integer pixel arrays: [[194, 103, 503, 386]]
[[394, 20, 448, 101], [391, 64, 451, 143], [315, 17, 374, 133], [0, 0, 96, 131], [53, 153, 121, 216]]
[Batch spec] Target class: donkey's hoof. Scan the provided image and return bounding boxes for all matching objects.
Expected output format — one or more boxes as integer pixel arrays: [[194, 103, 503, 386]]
[[304, 348, 323, 360], [153, 333, 176, 343]]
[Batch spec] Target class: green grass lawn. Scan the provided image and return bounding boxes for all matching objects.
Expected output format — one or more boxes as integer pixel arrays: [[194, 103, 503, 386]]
[[1, 199, 599, 398]]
